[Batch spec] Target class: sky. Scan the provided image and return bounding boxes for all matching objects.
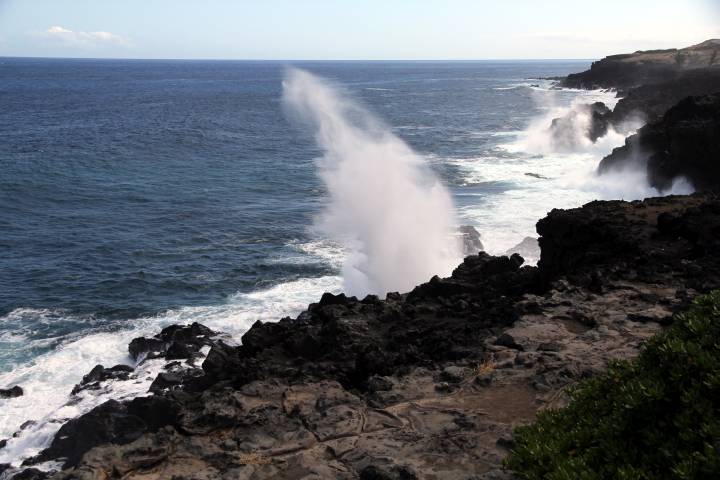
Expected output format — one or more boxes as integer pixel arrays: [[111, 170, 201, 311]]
[[0, 0, 718, 60]]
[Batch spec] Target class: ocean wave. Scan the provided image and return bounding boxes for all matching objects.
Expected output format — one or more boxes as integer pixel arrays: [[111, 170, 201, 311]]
[[450, 85, 682, 259]]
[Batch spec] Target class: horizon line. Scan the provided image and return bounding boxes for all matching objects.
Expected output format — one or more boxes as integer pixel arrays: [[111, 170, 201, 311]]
[[0, 55, 596, 63]]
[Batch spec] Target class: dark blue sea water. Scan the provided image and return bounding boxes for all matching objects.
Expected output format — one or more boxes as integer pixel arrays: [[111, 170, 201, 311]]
[[3, 59, 621, 460], [0, 59, 587, 327]]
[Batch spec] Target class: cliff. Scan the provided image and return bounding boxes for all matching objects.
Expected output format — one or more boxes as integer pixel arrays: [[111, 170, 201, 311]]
[[2, 193, 719, 479], [598, 93, 720, 192]]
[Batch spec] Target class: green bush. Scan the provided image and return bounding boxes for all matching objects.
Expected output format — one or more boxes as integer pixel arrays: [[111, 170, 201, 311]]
[[505, 291, 720, 479]]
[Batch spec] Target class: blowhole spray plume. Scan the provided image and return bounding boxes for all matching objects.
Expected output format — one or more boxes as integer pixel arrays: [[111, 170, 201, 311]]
[[282, 68, 462, 297]]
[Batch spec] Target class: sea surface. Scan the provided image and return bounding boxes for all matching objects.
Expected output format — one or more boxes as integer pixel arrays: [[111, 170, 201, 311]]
[[0, 59, 675, 464]]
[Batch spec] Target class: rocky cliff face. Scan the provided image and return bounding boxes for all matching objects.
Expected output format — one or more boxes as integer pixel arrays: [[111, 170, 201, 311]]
[[598, 93, 720, 192], [4, 194, 719, 480]]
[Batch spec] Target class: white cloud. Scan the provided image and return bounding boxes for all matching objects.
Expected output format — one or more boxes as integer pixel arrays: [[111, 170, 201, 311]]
[[43, 25, 129, 48]]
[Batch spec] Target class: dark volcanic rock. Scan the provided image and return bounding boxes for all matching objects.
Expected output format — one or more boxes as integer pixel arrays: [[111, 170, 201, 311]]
[[587, 101, 612, 141], [537, 194, 720, 292], [37, 395, 182, 468], [149, 372, 183, 392], [360, 464, 418, 480], [0, 386, 23, 398], [39, 193, 720, 479], [598, 94, 720, 192], [494, 333, 524, 351], [609, 68, 720, 125], [10, 468, 51, 480], [128, 322, 216, 361], [190, 252, 539, 391], [561, 40, 720, 130]]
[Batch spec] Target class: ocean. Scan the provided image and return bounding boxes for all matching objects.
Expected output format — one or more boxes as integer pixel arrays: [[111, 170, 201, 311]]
[[0, 58, 679, 464]]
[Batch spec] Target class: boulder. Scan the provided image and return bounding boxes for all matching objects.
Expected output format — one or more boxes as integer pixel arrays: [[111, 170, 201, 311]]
[[504, 237, 540, 262], [37, 400, 147, 467], [548, 101, 612, 149], [9, 468, 51, 480]]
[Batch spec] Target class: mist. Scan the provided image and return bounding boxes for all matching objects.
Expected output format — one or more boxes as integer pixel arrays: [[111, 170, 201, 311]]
[[282, 68, 462, 297], [516, 87, 693, 199]]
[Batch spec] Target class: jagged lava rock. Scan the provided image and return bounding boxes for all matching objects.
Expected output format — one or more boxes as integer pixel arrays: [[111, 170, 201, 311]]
[[71, 365, 133, 395], [459, 225, 484, 254], [598, 93, 720, 191], [549, 101, 612, 148]]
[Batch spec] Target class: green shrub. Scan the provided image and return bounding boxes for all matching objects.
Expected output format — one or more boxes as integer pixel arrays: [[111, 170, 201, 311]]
[[505, 291, 720, 479]]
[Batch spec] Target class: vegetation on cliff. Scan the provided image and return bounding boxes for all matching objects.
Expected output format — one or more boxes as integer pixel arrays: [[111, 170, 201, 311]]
[[506, 290, 720, 479]]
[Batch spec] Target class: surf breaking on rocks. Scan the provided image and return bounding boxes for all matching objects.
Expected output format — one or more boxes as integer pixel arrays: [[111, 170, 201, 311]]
[[283, 68, 462, 297]]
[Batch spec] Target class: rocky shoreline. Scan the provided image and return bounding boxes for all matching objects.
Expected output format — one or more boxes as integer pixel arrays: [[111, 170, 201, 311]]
[[0, 192, 716, 480], [2, 42, 720, 479], [599, 93, 720, 191], [551, 39, 720, 193]]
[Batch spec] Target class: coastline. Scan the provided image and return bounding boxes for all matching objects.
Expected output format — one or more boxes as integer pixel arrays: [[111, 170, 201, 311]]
[[2, 41, 720, 478], [2, 192, 716, 479]]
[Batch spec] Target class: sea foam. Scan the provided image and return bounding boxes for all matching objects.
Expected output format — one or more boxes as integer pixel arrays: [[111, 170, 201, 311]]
[[0, 272, 340, 467]]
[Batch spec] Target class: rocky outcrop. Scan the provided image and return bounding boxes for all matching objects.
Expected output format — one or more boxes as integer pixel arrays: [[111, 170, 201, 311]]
[[11, 193, 718, 480], [557, 40, 720, 143], [128, 322, 217, 361], [562, 39, 720, 91], [609, 68, 720, 125], [459, 225, 484, 255], [0, 386, 23, 399], [548, 101, 612, 149], [598, 93, 720, 191], [71, 365, 134, 395], [504, 237, 539, 263]]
